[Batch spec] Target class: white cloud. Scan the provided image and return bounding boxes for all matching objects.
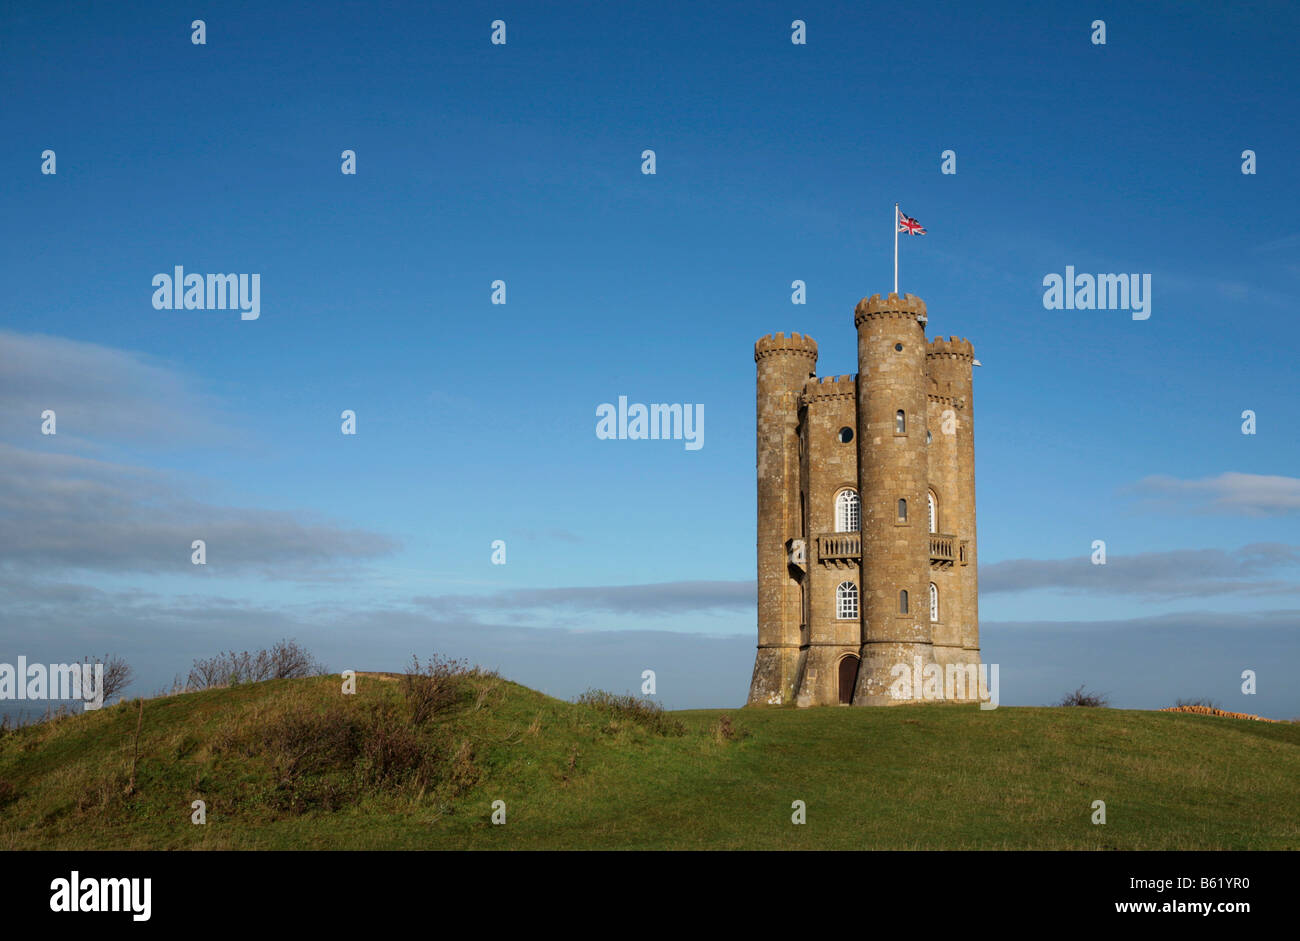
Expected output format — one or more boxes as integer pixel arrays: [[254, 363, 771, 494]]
[[0, 329, 234, 447], [984, 544, 1300, 598], [1133, 472, 1300, 516]]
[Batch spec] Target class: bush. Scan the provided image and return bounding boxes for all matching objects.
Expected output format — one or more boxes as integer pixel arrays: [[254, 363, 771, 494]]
[[1056, 685, 1109, 707], [81, 654, 133, 703], [357, 707, 427, 785], [261, 707, 363, 781], [576, 690, 686, 736], [712, 713, 749, 743], [402, 655, 472, 723], [1175, 697, 1222, 710], [213, 700, 472, 814], [187, 639, 325, 690]]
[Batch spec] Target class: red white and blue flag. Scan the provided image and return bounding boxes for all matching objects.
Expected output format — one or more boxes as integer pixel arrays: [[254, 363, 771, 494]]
[[897, 208, 926, 235]]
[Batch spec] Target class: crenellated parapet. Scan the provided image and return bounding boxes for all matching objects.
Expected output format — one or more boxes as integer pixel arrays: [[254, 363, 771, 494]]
[[755, 331, 819, 362], [853, 292, 927, 328], [926, 335, 975, 363], [802, 374, 857, 404], [926, 336, 974, 402]]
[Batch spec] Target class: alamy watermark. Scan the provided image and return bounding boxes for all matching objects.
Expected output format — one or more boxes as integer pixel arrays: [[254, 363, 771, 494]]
[[889, 656, 999, 710], [0, 658, 104, 711], [151, 266, 260, 320], [1042, 267, 1150, 320], [49, 871, 151, 921], [595, 396, 703, 451]]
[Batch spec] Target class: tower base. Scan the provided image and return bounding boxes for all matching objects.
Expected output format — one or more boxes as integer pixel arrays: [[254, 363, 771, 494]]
[[747, 646, 804, 706], [794, 645, 861, 707], [852, 642, 935, 705]]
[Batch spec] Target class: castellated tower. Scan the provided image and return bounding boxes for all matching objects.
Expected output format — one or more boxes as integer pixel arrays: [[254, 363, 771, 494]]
[[747, 293, 981, 707], [750, 332, 818, 705]]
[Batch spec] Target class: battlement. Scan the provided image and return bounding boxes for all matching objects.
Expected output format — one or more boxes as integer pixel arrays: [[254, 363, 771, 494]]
[[853, 292, 927, 327], [755, 331, 819, 362], [927, 335, 975, 361], [802, 373, 857, 403]]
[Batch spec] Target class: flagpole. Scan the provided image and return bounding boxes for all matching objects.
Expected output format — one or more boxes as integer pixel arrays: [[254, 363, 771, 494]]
[[893, 202, 899, 295]]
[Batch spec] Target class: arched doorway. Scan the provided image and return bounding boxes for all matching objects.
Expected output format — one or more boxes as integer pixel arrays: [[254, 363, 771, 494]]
[[838, 655, 860, 704]]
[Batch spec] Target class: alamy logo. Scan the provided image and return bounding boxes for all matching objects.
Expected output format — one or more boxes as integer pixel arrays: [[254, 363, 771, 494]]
[[889, 657, 1000, 710], [152, 266, 260, 320], [595, 396, 703, 451], [0, 658, 104, 710], [1042, 266, 1150, 320], [49, 871, 151, 921]]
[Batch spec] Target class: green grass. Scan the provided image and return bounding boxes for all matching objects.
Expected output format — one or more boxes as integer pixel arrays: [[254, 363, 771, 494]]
[[2, 672, 1297, 850]]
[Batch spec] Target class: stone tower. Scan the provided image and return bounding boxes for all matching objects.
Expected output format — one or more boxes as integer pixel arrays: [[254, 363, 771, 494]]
[[750, 332, 819, 706], [747, 293, 981, 707]]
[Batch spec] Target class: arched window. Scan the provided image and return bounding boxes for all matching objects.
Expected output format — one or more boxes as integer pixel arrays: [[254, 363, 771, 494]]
[[897, 498, 908, 522], [834, 489, 860, 532], [929, 582, 939, 622], [928, 491, 937, 534], [895, 410, 906, 434], [899, 589, 909, 614], [836, 582, 859, 620]]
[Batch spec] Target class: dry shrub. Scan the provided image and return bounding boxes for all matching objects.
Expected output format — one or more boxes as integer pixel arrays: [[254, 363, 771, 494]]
[[80, 654, 133, 703], [1056, 685, 1109, 707], [217, 704, 364, 813], [261, 706, 363, 781], [446, 739, 480, 793], [711, 713, 749, 743], [213, 699, 477, 815], [402, 655, 471, 723], [358, 708, 428, 785], [473, 678, 503, 712], [576, 690, 686, 737], [188, 639, 325, 691]]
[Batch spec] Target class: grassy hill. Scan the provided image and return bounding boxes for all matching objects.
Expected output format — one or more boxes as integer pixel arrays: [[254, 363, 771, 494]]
[[2, 669, 1297, 850]]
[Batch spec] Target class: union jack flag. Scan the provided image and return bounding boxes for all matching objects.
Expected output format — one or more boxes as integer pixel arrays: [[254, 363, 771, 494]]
[[897, 209, 926, 235]]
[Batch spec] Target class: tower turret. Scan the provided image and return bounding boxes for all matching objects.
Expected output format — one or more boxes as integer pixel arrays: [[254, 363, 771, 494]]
[[925, 336, 979, 668], [851, 294, 934, 704], [749, 332, 817, 705]]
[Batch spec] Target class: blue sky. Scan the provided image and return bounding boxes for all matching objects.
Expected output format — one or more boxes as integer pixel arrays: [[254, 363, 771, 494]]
[[2, 1, 1298, 717]]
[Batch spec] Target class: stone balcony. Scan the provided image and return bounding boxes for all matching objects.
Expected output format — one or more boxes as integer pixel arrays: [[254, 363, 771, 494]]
[[929, 533, 956, 567], [815, 532, 861, 568], [813, 531, 961, 568]]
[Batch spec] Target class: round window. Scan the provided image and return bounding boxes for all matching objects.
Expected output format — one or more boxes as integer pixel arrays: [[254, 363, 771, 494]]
[[838, 426, 854, 443], [894, 343, 903, 352]]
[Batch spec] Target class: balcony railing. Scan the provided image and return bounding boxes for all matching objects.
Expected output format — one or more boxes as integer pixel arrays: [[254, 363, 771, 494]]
[[812, 531, 958, 567], [929, 533, 956, 565], [816, 532, 861, 565]]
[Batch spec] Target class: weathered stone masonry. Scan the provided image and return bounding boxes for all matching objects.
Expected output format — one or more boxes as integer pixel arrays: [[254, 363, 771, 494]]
[[748, 292, 980, 706]]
